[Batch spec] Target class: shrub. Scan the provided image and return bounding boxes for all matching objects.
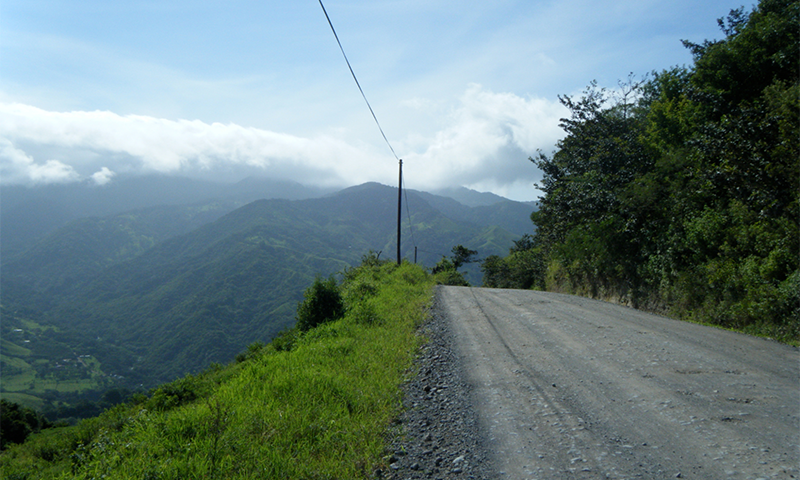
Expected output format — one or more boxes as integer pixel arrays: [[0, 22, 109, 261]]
[[146, 377, 199, 412], [295, 275, 345, 332], [236, 341, 265, 363], [431, 245, 477, 286], [271, 327, 301, 352], [1, 400, 52, 450], [432, 258, 469, 286], [482, 249, 546, 290]]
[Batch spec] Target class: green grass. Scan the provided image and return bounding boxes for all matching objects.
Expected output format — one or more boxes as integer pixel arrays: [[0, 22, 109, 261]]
[[0, 371, 36, 393], [0, 359, 107, 396], [1, 355, 32, 370], [16, 318, 59, 335], [0, 393, 47, 411], [1, 340, 31, 357], [1, 261, 435, 479]]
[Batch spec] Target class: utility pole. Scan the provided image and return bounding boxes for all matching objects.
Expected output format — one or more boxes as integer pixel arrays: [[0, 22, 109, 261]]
[[397, 159, 402, 265]]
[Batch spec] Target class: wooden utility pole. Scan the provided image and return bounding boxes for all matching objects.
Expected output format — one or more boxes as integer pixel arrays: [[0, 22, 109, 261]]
[[397, 159, 403, 265]]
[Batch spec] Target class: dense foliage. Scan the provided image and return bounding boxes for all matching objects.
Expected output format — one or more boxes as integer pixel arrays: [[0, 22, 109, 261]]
[[519, 0, 798, 341], [1, 183, 521, 418], [0, 260, 435, 479], [481, 234, 547, 290], [295, 275, 345, 331], [431, 245, 479, 286], [0, 400, 52, 451]]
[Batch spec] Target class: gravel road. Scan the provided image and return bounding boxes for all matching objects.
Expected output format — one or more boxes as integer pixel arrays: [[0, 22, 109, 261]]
[[387, 286, 799, 480]]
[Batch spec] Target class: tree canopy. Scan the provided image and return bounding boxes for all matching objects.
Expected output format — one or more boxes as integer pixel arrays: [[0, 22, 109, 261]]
[[495, 0, 798, 341]]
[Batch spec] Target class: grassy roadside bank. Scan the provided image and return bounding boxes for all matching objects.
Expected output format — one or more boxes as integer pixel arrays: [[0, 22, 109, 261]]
[[1, 259, 435, 479]]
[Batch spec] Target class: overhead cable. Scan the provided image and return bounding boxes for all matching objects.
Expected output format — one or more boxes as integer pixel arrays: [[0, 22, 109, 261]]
[[317, 0, 399, 160], [402, 175, 417, 248]]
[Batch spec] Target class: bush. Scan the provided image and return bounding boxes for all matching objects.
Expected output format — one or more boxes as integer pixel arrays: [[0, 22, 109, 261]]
[[235, 341, 265, 363], [431, 245, 476, 286], [432, 258, 469, 286], [295, 275, 345, 332], [271, 327, 301, 352], [146, 377, 199, 412], [482, 248, 546, 290], [1, 400, 52, 450]]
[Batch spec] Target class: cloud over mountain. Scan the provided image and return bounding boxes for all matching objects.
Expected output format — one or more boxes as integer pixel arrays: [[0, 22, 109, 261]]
[[0, 85, 566, 200], [0, 137, 80, 185]]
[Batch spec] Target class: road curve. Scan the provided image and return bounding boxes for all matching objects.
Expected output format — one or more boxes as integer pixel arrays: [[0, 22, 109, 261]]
[[438, 286, 799, 479]]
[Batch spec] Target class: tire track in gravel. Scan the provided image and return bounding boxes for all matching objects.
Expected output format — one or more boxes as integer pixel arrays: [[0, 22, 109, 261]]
[[435, 286, 799, 480]]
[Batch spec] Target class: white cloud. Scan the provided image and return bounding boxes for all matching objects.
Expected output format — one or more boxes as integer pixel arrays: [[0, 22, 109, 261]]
[[0, 137, 79, 185], [400, 84, 566, 195], [0, 85, 566, 200], [91, 166, 116, 185], [0, 102, 389, 187]]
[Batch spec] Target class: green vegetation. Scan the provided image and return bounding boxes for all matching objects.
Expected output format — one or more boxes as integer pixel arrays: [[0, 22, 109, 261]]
[[1, 182, 523, 410], [0, 309, 116, 417], [0, 400, 52, 450], [0, 259, 435, 479], [295, 276, 346, 332], [489, 0, 799, 343], [431, 245, 479, 286], [481, 234, 547, 290], [0, 203, 235, 293]]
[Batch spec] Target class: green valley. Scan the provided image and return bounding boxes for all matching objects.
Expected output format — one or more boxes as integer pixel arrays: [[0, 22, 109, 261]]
[[2, 3, 796, 475], [1, 259, 437, 478], [1, 182, 531, 415]]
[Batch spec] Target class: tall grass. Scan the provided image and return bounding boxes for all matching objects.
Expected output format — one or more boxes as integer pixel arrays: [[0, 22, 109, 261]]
[[1, 261, 435, 479]]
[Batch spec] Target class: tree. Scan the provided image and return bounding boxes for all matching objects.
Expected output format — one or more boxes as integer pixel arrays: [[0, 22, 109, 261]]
[[431, 245, 478, 286], [482, 235, 546, 290], [295, 275, 345, 332], [1, 400, 52, 450], [527, 0, 798, 338], [450, 245, 478, 270], [530, 78, 653, 293]]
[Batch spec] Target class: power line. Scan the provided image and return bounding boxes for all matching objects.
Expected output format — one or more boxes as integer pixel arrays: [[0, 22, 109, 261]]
[[317, 0, 421, 262], [317, 0, 399, 161], [402, 175, 417, 249]]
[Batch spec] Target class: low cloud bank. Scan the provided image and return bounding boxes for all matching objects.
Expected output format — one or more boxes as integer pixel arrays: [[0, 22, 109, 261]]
[[0, 85, 565, 199]]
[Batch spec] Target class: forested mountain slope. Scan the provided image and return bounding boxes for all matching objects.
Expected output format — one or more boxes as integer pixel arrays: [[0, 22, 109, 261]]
[[0, 176, 331, 259], [414, 190, 536, 236], [1, 183, 528, 404], [1, 202, 239, 293]]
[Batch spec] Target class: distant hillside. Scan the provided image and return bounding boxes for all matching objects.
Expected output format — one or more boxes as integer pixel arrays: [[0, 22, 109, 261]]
[[1, 202, 240, 293], [0, 175, 331, 258], [432, 186, 509, 207], [413, 189, 536, 237], [1, 182, 531, 404]]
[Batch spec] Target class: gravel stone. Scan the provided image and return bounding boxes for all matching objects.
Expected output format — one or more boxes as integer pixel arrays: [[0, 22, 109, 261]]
[[379, 293, 496, 479]]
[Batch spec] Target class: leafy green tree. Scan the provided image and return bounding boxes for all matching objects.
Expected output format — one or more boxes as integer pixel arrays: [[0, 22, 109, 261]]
[[526, 0, 798, 339], [531, 77, 654, 295], [431, 245, 478, 286], [450, 245, 478, 270], [481, 255, 510, 288], [1, 399, 52, 450], [482, 235, 546, 290], [295, 275, 345, 332]]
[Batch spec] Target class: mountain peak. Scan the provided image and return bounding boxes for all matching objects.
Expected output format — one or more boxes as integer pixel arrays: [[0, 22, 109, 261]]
[[431, 187, 508, 207]]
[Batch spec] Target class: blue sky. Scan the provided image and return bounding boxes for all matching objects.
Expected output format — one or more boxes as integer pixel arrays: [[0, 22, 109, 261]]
[[1, 0, 747, 200]]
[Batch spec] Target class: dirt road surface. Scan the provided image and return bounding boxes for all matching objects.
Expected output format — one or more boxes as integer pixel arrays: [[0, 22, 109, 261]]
[[438, 286, 799, 479]]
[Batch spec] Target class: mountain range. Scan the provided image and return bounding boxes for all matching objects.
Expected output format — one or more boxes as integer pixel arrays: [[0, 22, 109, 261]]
[[0, 177, 535, 408]]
